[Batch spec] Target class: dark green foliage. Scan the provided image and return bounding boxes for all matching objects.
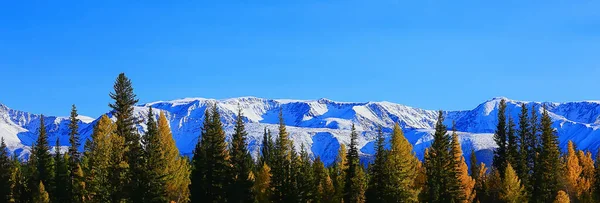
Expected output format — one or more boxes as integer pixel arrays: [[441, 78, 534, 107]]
[[142, 107, 168, 202], [260, 127, 275, 167], [68, 104, 85, 203], [424, 111, 461, 203], [31, 115, 54, 198], [344, 124, 366, 203], [516, 103, 531, 193], [297, 145, 315, 203], [228, 106, 255, 203], [365, 126, 385, 203], [109, 72, 141, 202], [11, 155, 31, 203], [271, 109, 299, 202], [190, 103, 231, 202], [0, 138, 11, 202], [493, 99, 508, 176], [506, 116, 518, 167], [54, 138, 70, 203], [532, 105, 561, 203]]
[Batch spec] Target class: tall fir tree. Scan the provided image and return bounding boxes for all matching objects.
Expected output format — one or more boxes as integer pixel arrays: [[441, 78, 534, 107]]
[[142, 107, 168, 203], [67, 104, 85, 203], [228, 106, 255, 203], [424, 111, 460, 203], [271, 109, 298, 202], [383, 123, 420, 202], [450, 124, 475, 203], [54, 138, 70, 203], [157, 111, 191, 203], [344, 124, 366, 203], [365, 126, 385, 203], [493, 99, 508, 176], [31, 115, 54, 200], [260, 128, 275, 166], [532, 105, 561, 203], [190, 103, 231, 202], [313, 157, 335, 203], [297, 145, 315, 203], [506, 116, 518, 167], [108, 73, 141, 202], [0, 138, 11, 202], [516, 103, 531, 193]]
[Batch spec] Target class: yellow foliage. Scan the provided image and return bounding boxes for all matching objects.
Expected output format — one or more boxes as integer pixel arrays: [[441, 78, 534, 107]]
[[553, 190, 570, 203], [451, 132, 476, 203], [500, 163, 526, 203], [253, 163, 272, 203], [157, 112, 191, 203]]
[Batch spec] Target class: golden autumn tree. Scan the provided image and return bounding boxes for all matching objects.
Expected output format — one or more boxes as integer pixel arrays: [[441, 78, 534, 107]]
[[382, 123, 421, 202], [157, 111, 191, 203], [564, 140, 583, 200], [253, 163, 272, 203], [500, 163, 526, 203], [554, 190, 570, 203], [450, 129, 476, 203], [577, 150, 594, 202]]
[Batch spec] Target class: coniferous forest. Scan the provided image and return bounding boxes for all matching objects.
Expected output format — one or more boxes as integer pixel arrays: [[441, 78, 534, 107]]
[[1, 73, 597, 203]]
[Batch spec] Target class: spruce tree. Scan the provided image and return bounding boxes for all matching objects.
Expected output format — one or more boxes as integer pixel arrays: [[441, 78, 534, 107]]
[[506, 116, 518, 167], [0, 138, 11, 202], [344, 124, 366, 203], [54, 138, 70, 203], [190, 103, 231, 202], [365, 126, 385, 203], [424, 111, 460, 203], [142, 107, 168, 202], [450, 124, 475, 203], [260, 128, 275, 167], [493, 99, 508, 176], [271, 109, 298, 202], [313, 157, 335, 203], [383, 123, 420, 202], [516, 103, 531, 192], [31, 115, 54, 199], [108, 73, 141, 202], [157, 111, 190, 203], [532, 105, 561, 203], [67, 104, 85, 203], [297, 145, 315, 203], [228, 106, 255, 203]]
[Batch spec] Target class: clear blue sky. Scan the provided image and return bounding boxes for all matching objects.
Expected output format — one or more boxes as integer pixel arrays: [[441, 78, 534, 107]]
[[1, 1, 599, 117]]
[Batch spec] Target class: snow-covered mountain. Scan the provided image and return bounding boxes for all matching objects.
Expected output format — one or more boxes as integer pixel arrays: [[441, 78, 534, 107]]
[[2, 97, 600, 166]]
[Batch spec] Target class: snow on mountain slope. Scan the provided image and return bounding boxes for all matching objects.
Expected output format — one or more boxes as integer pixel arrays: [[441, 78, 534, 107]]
[[1, 97, 599, 166]]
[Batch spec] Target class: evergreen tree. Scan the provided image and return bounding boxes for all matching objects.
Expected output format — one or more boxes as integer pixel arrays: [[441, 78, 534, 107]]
[[424, 111, 460, 203], [470, 149, 480, 181], [228, 106, 255, 203], [0, 138, 11, 202], [271, 109, 298, 202], [31, 115, 54, 199], [34, 181, 50, 203], [344, 124, 366, 203], [450, 125, 475, 203], [493, 99, 508, 176], [313, 157, 335, 203], [10, 155, 30, 203], [500, 163, 526, 203], [253, 163, 272, 203], [142, 107, 168, 202], [383, 123, 420, 202], [108, 73, 141, 202], [331, 144, 347, 203], [260, 128, 275, 166], [54, 138, 70, 203], [366, 126, 385, 203], [554, 190, 570, 203], [190, 103, 231, 202], [506, 116, 518, 167], [67, 104, 85, 203], [297, 145, 315, 203], [516, 103, 531, 193], [532, 106, 561, 203], [157, 111, 190, 203]]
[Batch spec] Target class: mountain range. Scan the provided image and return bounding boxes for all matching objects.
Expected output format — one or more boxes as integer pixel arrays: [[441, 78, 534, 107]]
[[1, 96, 599, 166]]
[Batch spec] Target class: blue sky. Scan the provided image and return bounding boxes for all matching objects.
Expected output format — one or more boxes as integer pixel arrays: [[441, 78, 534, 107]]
[[1, 1, 599, 117]]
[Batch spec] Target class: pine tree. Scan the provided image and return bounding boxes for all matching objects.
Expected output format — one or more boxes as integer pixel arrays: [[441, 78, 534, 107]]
[[450, 125, 475, 203], [554, 190, 570, 203], [500, 163, 526, 203], [142, 107, 168, 202], [516, 103, 531, 193], [54, 138, 70, 203], [34, 181, 50, 203], [190, 103, 231, 202], [260, 128, 275, 166], [31, 115, 54, 199], [0, 138, 11, 202], [109, 73, 141, 202], [253, 163, 272, 203], [470, 149, 480, 181], [424, 111, 460, 203], [297, 145, 315, 202], [67, 104, 85, 203], [313, 157, 335, 203], [493, 99, 508, 176], [383, 123, 420, 202], [366, 126, 385, 203], [228, 106, 255, 203], [506, 116, 518, 167], [344, 124, 366, 203], [271, 109, 298, 202], [332, 144, 347, 203], [533, 105, 561, 203], [156, 111, 190, 203]]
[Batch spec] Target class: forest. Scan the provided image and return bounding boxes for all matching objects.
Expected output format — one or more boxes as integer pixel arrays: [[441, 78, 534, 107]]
[[0, 73, 593, 203]]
